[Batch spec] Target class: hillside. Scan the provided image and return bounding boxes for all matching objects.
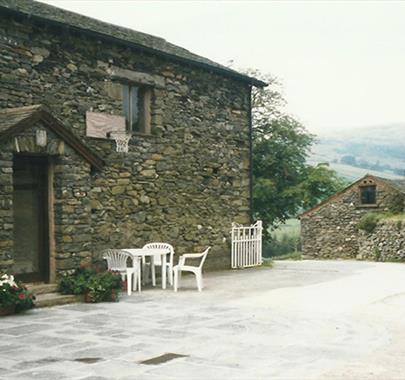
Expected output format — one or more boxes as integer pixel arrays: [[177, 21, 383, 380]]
[[309, 123, 405, 180]]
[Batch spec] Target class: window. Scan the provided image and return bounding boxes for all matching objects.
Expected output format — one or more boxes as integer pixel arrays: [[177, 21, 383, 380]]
[[360, 185, 376, 205], [123, 84, 151, 134]]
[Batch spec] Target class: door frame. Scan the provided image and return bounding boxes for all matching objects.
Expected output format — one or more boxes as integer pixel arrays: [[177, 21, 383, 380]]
[[13, 154, 51, 283]]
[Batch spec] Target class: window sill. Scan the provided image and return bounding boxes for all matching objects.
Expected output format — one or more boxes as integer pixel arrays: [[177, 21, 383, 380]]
[[356, 204, 379, 208], [130, 132, 154, 138]]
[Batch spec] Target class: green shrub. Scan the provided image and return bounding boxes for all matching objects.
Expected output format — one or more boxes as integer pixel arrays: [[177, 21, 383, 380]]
[[58, 267, 122, 303], [86, 272, 122, 303], [357, 213, 380, 233], [263, 233, 301, 258], [357, 213, 392, 234], [275, 251, 302, 260], [58, 267, 97, 295]]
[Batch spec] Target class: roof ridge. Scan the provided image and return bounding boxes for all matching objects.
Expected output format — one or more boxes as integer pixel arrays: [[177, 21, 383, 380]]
[[0, 0, 266, 87]]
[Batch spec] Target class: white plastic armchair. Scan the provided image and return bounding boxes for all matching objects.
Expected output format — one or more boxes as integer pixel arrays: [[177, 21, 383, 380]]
[[142, 242, 175, 286], [173, 247, 211, 292], [103, 249, 141, 295]]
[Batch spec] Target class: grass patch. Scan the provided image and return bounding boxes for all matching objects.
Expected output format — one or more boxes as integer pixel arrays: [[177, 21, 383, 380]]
[[261, 258, 274, 267], [273, 251, 302, 260], [382, 213, 405, 222], [264, 219, 301, 258], [357, 212, 404, 233]]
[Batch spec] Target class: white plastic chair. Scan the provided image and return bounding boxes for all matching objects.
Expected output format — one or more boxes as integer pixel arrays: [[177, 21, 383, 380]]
[[173, 247, 211, 292], [103, 249, 141, 295], [142, 243, 175, 286]]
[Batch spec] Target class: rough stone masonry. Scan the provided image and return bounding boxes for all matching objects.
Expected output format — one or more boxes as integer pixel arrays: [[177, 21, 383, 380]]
[[300, 175, 405, 260], [0, 0, 264, 278]]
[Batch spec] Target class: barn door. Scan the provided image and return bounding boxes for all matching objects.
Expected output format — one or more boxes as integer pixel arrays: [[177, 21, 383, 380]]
[[13, 156, 49, 282]]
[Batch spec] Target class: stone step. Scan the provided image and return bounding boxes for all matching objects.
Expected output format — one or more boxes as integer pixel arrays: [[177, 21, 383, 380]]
[[35, 293, 83, 308], [27, 283, 58, 295]]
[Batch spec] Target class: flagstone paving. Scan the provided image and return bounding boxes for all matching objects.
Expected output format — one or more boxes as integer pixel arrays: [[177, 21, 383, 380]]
[[2, 260, 405, 379]]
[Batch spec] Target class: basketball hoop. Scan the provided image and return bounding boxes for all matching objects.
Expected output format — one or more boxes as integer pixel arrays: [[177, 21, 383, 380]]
[[109, 131, 132, 153]]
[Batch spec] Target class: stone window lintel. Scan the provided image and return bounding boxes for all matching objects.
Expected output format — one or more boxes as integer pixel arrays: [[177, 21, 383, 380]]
[[105, 65, 165, 89]]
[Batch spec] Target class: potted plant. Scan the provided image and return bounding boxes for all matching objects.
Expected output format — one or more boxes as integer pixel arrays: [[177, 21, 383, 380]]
[[58, 267, 122, 303], [85, 271, 122, 303], [59, 267, 97, 295], [0, 274, 35, 316]]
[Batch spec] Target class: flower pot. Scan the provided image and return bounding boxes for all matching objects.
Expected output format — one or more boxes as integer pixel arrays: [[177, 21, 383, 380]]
[[0, 304, 15, 316]]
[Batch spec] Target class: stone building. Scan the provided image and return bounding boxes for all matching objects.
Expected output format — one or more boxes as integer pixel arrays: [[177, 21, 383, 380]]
[[0, 0, 265, 282], [300, 174, 405, 259]]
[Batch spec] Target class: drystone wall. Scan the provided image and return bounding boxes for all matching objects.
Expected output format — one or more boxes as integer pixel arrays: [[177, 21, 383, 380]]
[[301, 181, 401, 259], [358, 220, 405, 262], [0, 11, 251, 275]]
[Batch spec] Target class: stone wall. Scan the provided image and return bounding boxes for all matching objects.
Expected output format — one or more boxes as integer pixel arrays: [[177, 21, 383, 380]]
[[0, 122, 92, 276], [301, 179, 401, 259], [53, 155, 92, 273], [0, 11, 252, 275], [0, 150, 13, 271], [358, 220, 405, 262]]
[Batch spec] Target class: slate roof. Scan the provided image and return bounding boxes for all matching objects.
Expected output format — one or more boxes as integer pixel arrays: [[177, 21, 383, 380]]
[[0, 105, 104, 170], [373, 176, 405, 193], [0, 0, 266, 87], [0, 105, 43, 133]]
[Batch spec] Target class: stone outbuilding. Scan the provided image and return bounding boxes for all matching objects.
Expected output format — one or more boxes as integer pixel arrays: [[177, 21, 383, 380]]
[[0, 0, 266, 282], [299, 174, 405, 259]]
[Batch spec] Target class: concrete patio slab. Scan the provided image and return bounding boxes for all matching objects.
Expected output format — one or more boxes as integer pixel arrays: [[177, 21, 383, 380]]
[[2, 260, 405, 379]]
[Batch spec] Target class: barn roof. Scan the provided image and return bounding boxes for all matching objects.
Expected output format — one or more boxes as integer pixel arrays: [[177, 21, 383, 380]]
[[374, 176, 405, 193], [0, 0, 266, 88], [0, 105, 104, 170], [299, 174, 405, 218]]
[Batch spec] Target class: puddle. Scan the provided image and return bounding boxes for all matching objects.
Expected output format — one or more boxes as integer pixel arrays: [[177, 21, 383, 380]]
[[139, 353, 188, 365]]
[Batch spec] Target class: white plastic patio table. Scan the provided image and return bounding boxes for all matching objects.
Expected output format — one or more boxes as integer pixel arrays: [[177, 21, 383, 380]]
[[122, 248, 169, 289]]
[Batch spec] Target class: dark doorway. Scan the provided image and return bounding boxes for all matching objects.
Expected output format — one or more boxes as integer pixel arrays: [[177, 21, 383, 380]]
[[13, 156, 49, 282]]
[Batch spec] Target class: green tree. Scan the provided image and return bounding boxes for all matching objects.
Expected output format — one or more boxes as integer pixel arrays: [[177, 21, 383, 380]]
[[297, 163, 347, 210], [247, 69, 346, 228]]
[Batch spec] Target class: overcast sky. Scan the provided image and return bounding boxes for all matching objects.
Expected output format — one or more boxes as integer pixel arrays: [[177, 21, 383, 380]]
[[41, 0, 405, 135]]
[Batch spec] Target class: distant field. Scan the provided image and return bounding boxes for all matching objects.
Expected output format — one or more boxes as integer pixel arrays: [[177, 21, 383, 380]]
[[265, 218, 301, 258], [308, 123, 405, 182], [271, 218, 300, 239], [328, 163, 403, 181], [307, 159, 404, 181]]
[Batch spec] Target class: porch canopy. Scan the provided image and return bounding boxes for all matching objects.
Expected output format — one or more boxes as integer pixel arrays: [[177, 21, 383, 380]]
[[0, 104, 104, 170]]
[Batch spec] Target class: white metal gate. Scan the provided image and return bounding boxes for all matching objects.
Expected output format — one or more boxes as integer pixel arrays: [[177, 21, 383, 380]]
[[231, 220, 263, 268]]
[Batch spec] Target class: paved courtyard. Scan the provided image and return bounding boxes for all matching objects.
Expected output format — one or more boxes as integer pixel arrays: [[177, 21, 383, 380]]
[[2, 260, 405, 379]]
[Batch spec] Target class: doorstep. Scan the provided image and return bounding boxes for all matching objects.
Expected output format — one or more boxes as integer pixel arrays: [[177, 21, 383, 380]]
[[35, 293, 83, 308], [26, 282, 83, 308]]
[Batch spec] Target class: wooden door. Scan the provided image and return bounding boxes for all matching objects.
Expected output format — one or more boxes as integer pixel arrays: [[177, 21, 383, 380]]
[[13, 156, 49, 282]]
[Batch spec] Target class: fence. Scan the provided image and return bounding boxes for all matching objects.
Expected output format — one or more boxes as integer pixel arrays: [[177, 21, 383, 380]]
[[231, 220, 263, 269]]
